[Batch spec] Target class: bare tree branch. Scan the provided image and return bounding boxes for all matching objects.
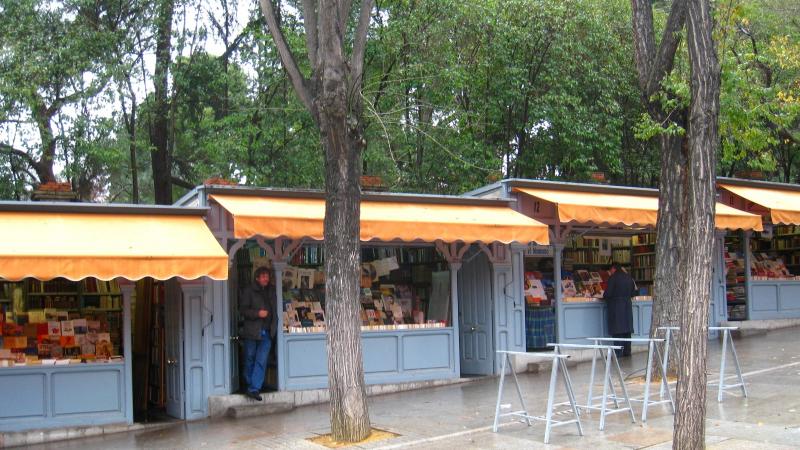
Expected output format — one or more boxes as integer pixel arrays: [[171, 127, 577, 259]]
[[631, 0, 657, 92], [340, 0, 353, 36], [218, 17, 265, 62], [258, 0, 315, 113], [0, 143, 37, 167], [646, 0, 687, 96], [303, 0, 319, 71], [170, 175, 195, 189], [631, 0, 687, 97], [350, 0, 374, 92]]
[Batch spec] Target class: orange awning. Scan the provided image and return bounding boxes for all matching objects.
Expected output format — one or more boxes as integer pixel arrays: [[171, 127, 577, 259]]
[[210, 194, 549, 245], [719, 183, 800, 225], [513, 187, 659, 227], [715, 202, 764, 231], [513, 187, 762, 231], [0, 211, 228, 281]]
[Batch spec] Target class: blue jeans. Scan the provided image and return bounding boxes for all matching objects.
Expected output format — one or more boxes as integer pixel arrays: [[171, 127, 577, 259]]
[[243, 334, 272, 393]]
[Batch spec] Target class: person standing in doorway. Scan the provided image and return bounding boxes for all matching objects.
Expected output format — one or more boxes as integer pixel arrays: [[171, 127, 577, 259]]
[[239, 266, 277, 401], [603, 262, 637, 357]]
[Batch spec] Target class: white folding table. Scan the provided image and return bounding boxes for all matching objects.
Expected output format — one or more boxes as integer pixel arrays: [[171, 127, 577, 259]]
[[492, 350, 583, 444], [588, 337, 675, 423], [549, 343, 636, 430]]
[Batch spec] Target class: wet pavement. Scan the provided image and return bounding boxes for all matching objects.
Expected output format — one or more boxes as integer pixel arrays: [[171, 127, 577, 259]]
[[25, 327, 800, 449]]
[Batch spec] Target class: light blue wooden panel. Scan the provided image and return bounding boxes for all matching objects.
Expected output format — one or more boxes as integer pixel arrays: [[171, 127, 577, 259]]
[[0, 364, 127, 432], [562, 303, 605, 341], [633, 302, 653, 338], [363, 335, 399, 373], [779, 284, 800, 312], [511, 250, 526, 351], [286, 338, 328, 378], [187, 367, 205, 417], [0, 373, 46, 419], [183, 286, 208, 420], [749, 281, 800, 319], [403, 333, 451, 370], [52, 369, 122, 415], [752, 284, 779, 317], [281, 329, 456, 390], [206, 279, 230, 395]]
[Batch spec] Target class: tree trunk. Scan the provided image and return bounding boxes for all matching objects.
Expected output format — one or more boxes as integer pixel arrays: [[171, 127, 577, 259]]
[[630, 0, 687, 374], [318, 0, 371, 439], [673, 0, 720, 447], [322, 125, 370, 442], [150, 0, 174, 205], [649, 133, 686, 362], [258, 0, 374, 441]]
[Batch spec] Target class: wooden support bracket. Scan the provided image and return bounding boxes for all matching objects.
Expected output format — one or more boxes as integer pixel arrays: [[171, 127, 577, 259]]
[[435, 240, 472, 263], [478, 242, 511, 264], [227, 239, 246, 265], [255, 236, 305, 263]]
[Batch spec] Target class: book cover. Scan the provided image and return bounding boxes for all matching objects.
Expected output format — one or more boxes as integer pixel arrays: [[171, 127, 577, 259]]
[[283, 266, 299, 289], [298, 269, 315, 289], [48, 321, 61, 335], [60, 320, 75, 336], [73, 319, 87, 334], [561, 280, 578, 297]]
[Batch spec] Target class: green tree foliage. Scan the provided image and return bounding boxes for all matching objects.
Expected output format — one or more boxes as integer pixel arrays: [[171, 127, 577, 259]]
[[716, 0, 800, 181], [362, 0, 655, 193], [0, 0, 135, 197], [634, 0, 800, 182], [1, 0, 797, 202]]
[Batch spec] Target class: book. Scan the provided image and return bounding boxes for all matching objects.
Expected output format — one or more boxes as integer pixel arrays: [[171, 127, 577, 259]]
[[73, 319, 87, 334], [60, 320, 74, 336], [561, 280, 578, 297], [283, 266, 298, 289], [48, 321, 61, 335], [298, 269, 315, 289]]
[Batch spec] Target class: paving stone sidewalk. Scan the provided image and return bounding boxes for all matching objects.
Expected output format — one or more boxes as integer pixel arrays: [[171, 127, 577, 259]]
[[22, 326, 800, 449]]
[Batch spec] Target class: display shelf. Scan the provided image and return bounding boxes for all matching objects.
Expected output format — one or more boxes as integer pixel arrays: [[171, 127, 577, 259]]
[[26, 292, 79, 297]]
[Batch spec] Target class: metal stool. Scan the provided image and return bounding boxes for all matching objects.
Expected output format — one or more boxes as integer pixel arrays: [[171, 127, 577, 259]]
[[549, 343, 636, 430], [709, 326, 748, 402], [492, 350, 583, 444], [589, 337, 675, 423]]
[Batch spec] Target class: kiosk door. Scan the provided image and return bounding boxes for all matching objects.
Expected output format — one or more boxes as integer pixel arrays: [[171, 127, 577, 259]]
[[459, 251, 495, 375]]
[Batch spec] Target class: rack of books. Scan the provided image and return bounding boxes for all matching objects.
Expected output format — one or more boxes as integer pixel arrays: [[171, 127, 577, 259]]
[[557, 235, 652, 302], [522, 268, 556, 349], [750, 226, 800, 279], [563, 236, 611, 267], [631, 233, 656, 296], [232, 244, 449, 334], [0, 277, 123, 367], [724, 234, 747, 320]]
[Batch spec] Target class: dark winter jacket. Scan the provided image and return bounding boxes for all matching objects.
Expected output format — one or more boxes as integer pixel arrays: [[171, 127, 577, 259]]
[[239, 281, 278, 340], [602, 270, 637, 335]]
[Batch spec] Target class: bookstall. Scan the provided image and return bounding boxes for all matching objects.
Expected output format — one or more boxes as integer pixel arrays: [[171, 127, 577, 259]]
[[0, 203, 227, 432], [467, 179, 762, 345], [719, 178, 800, 320], [192, 185, 548, 391]]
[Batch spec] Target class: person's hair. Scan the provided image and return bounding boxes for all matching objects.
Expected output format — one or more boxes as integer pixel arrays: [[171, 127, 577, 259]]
[[254, 266, 270, 279], [610, 261, 623, 271]]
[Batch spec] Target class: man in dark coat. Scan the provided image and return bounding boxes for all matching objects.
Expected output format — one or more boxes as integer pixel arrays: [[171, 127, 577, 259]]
[[603, 262, 637, 357], [239, 266, 278, 400]]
